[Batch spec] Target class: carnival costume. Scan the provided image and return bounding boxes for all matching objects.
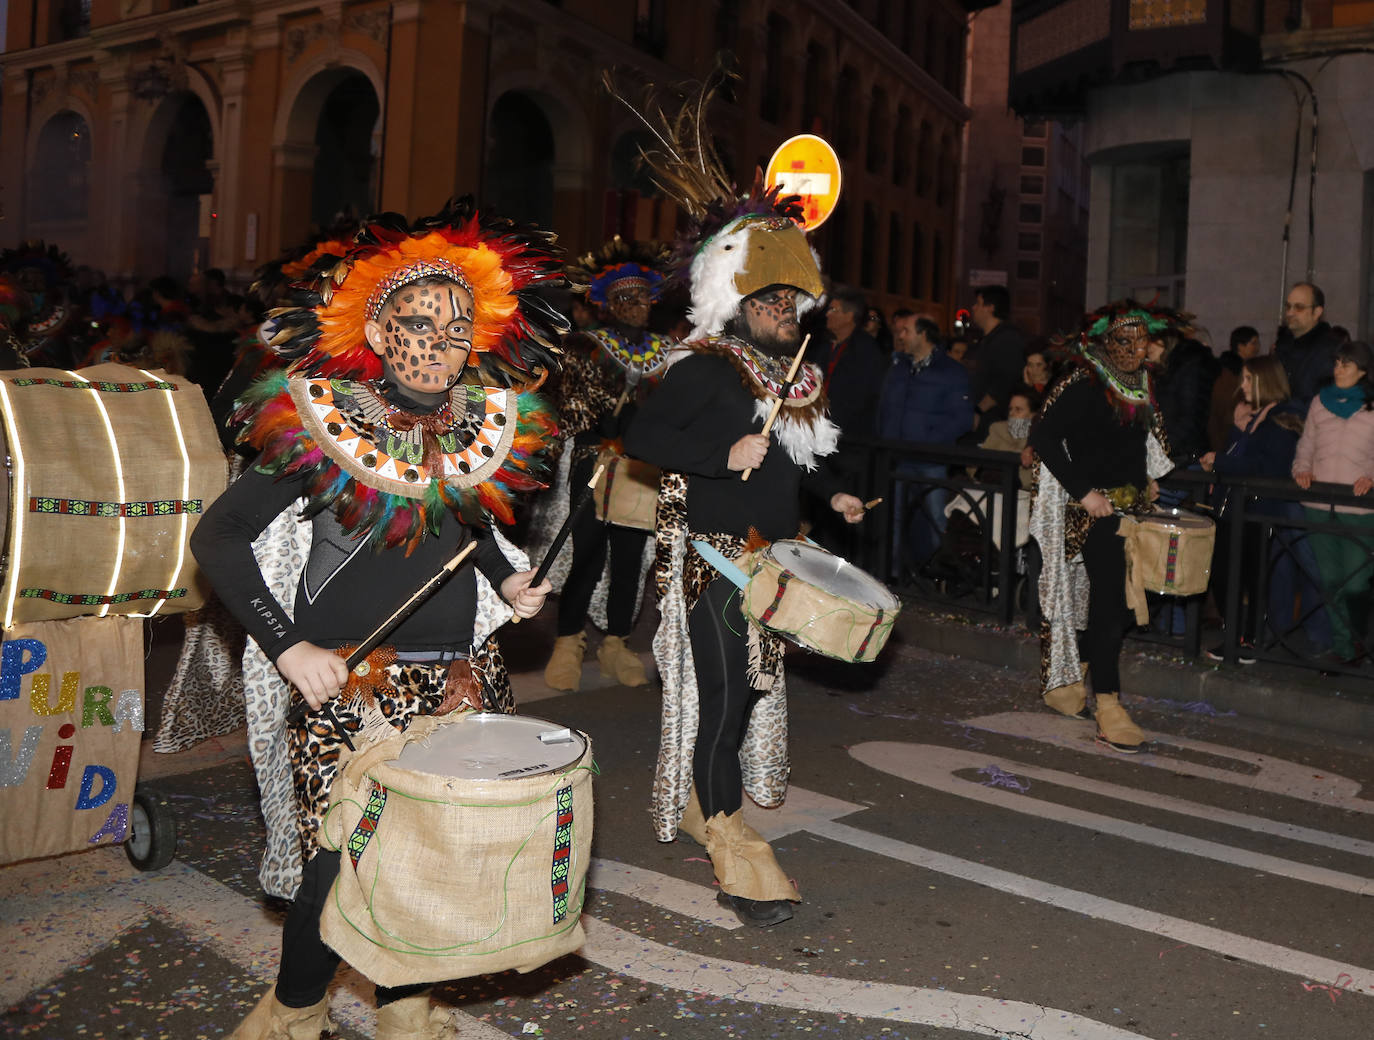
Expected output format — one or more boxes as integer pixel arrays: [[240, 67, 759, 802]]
[[0, 241, 79, 369], [616, 74, 854, 927], [533, 237, 674, 690], [1028, 302, 1173, 752], [191, 198, 565, 1039]]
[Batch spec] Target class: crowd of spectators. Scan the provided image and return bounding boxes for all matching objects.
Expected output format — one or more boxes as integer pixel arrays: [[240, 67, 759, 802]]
[[820, 278, 1372, 672]]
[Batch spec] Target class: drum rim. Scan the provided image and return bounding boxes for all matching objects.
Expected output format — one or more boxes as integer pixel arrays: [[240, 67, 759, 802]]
[[392, 711, 589, 780], [762, 538, 901, 610]]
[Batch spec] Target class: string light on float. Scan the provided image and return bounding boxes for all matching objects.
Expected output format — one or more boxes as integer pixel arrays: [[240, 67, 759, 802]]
[[134, 369, 193, 618]]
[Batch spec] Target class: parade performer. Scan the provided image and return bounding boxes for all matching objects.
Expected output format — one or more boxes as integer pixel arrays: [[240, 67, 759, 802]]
[[615, 75, 866, 927], [0, 241, 80, 369], [191, 198, 565, 1039], [540, 237, 674, 691], [1028, 301, 1174, 753]]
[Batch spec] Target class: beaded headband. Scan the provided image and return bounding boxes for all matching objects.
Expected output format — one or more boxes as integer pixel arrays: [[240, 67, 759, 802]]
[[365, 259, 474, 322]]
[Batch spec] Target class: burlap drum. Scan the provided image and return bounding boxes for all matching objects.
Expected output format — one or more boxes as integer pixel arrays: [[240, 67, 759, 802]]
[[739, 539, 900, 663], [592, 448, 660, 531], [320, 712, 594, 987], [0, 364, 226, 625], [1122, 508, 1216, 597]]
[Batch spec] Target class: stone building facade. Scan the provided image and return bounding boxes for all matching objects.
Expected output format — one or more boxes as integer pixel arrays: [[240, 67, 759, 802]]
[[1, 0, 980, 322]]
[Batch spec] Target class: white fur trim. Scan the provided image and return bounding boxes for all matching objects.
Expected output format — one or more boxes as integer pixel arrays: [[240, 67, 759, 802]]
[[753, 397, 839, 471], [687, 223, 751, 339]]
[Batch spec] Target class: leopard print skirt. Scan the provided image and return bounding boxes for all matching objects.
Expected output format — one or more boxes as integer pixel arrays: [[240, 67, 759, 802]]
[[285, 649, 513, 860]]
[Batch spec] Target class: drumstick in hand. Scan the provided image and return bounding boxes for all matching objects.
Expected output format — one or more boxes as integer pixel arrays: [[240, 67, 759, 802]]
[[285, 541, 479, 729], [863, 497, 883, 511], [742, 333, 810, 483], [512, 461, 608, 623]]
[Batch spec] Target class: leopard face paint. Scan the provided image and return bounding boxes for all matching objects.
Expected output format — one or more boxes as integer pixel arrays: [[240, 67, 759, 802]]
[[606, 283, 652, 330], [1104, 323, 1148, 373], [741, 286, 802, 354], [364, 279, 475, 394]]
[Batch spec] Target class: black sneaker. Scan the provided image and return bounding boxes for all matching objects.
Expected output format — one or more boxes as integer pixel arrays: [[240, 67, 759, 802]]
[[1205, 641, 1256, 665], [716, 890, 794, 927]]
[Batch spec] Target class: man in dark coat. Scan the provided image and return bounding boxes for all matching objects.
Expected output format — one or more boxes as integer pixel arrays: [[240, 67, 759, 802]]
[[1275, 282, 1340, 408], [877, 311, 972, 570], [967, 283, 1027, 434], [811, 285, 885, 436]]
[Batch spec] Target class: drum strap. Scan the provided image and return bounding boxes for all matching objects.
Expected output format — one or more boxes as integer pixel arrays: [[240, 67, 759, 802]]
[[855, 608, 886, 660], [690, 539, 750, 590]]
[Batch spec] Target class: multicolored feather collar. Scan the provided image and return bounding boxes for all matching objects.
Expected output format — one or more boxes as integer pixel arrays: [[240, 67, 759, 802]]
[[696, 336, 824, 411], [1072, 348, 1157, 427], [236, 371, 556, 552]]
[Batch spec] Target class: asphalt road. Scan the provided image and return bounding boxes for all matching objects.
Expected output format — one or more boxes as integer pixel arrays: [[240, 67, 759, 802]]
[[2, 610, 1371, 1040]]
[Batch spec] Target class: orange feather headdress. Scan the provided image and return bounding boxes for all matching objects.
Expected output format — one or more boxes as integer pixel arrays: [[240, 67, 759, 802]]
[[262, 197, 568, 387]]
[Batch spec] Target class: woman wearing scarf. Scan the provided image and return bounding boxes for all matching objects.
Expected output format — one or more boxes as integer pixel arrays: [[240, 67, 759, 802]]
[[1292, 340, 1374, 665]]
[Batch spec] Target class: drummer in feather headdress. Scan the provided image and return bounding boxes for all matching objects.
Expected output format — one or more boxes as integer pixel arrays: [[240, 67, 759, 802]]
[[538, 237, 673, 692], [615, 73, 867, 928], [190, 198, 565, 1039], [1027, 300, 1175, 753]]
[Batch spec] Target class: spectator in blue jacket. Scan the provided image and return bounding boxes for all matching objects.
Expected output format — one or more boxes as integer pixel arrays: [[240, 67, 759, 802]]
[[878, 311, 973, 574]]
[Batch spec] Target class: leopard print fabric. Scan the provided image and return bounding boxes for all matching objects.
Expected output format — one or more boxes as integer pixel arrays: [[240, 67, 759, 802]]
[[153, 595, 247, 753], [647, 472, 789, 843], [288, 661, 452, 857]]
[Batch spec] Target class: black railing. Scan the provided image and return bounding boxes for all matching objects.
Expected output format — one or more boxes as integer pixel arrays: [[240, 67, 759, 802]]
[[825, 436, 1374, 693]]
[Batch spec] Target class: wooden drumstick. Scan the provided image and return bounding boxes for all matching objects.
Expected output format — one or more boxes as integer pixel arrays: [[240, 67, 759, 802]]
[[511, 461, 608, 624], [742, 333, 810, 483], [863, 497, 883, 511], [285, 541, 479, 730]]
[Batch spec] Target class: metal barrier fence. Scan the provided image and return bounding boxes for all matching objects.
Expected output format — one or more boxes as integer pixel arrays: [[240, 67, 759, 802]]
[[824, 436, 1374, 693]]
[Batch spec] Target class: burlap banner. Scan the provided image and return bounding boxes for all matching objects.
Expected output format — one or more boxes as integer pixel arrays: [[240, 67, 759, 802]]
[[0, 616, 145, 864]]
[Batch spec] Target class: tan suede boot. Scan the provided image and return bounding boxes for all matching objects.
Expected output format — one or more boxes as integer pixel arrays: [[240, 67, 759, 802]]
[[1094, 693, 1146, 753], [677, 786, 708, 845], [376, 992, 456, 1039], [704, 809, 797, 927], [597, 635, 647, 687], [228, 989, 332, 1040], [1042, 663, 1090, 719], [543, 633, 586, 691]]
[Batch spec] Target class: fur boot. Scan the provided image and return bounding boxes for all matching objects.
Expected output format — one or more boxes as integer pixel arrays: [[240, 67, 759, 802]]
[[1042, 663, 1091, 719], [1094, 693, 1145, 752], [704, 809, 797, 927], [597, 635, 647, 687], [227, 989, 332, 1040], [543, 633, 586, 692], [376, 992, 456, 1040]]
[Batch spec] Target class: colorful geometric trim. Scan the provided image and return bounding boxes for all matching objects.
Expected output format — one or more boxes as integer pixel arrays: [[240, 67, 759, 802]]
[[290, 378, 517, 498], [18, 587, 188, 605], [550, 784, 574, 923], [588, 326, 673, 372], [5, 377, 177, 392], [29, 496, 202, 517], [365, 259, 473, 322], [347, 780, 389, 868], [705, 337, 824, 409], [1165, 531, 1180, 590]]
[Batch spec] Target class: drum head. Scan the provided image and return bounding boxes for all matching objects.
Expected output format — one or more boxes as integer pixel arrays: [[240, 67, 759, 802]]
[[766, 540, 899, 610], [1150, 507, 1213, 530], [395, 713, 587, 780]]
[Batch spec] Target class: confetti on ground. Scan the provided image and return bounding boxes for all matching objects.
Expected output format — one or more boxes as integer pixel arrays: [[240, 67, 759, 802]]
[[975, 764, 1030, 792]]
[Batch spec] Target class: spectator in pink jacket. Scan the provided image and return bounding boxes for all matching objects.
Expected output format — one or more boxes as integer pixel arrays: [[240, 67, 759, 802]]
[[1293, 340, 1374, 664]]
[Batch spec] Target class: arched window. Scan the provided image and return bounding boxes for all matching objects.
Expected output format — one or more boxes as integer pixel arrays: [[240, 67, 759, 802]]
[[801, 41, 829, 134], [312, 72, 380, 228], [31, 111, 91, 222], [916, 120, 934, 198], [937, 132, 955, 207], [893, 105, 913, 187], [834, 67, 859, 160], [886, 213, 902, 295], [861, 203, 878, 288], [761, 13, 792, 125], [484, 92, 555, 230], [865, 88, 889, 176], [910, 222, 925, 299]]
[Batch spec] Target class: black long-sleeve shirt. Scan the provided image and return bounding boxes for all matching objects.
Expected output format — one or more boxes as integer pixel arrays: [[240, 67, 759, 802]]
[[1029, 377, 1149, 502], [191, 465, 515, 662], [623, 352, 844, 539]]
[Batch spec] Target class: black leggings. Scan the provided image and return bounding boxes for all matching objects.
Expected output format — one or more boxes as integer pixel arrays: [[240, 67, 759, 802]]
[[274, 851, 427, 1009], [689, 576, 765, 821], [1080, 516, 1129, 693], [557, 456, 650, 638]]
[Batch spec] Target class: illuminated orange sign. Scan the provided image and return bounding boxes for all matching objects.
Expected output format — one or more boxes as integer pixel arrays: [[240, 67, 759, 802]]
[[765, 134, 843, 231]]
